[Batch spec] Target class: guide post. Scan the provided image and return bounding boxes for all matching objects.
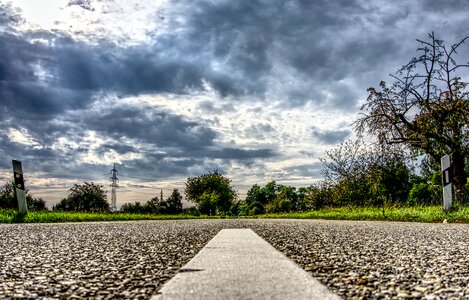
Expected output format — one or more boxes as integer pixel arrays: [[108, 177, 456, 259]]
[[441, 155, 452, 211], [12, 160, 28, 214]]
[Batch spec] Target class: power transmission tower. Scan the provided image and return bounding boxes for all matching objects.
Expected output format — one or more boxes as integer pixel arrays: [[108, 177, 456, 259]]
[[110, 163, 119, 211]]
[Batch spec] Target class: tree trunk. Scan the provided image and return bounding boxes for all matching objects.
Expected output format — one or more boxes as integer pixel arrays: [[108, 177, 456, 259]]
[[452, 150, 467, 205]]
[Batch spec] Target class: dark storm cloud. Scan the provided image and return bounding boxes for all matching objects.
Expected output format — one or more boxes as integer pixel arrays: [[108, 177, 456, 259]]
[[0, 98, 276, 182], [77, 103, 276, 161], [182, 148, 276, 161], [118, 156, 198, 179], [79, 104, 216, 149], [174, 0, 467, 105], [98, 144, 138, 155], [311, 126, 351, 145], [0, 31, 93, 120], [2, 0, 467, 119], [0, 133, 71, 177], [0, 13, 234, 124], [421, 0, 469, 11], [243, 123, 275, 140]]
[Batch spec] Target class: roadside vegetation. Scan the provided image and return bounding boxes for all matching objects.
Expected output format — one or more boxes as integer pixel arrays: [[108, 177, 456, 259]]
[[1, 206, 468, 224], [1, 33, 468, 224], [0, 209, 206, 223], [259, 206, 469, 223]]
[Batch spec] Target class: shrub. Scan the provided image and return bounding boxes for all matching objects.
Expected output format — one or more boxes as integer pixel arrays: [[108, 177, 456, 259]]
[[408, 183, 433, 206]]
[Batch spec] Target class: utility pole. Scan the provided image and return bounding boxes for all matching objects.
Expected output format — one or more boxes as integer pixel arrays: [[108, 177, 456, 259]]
[[110, 163, 119, 211]]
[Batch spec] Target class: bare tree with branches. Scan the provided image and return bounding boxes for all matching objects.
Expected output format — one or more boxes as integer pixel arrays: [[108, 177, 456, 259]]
[[355, 33, 469, 203]]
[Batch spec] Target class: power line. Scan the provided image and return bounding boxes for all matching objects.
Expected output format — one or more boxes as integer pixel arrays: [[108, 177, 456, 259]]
[[122, 183, 184, 190], [119, 174, 160, 181]]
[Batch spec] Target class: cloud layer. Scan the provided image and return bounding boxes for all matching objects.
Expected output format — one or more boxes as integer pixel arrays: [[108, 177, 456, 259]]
[[0, 0, 467, 205]]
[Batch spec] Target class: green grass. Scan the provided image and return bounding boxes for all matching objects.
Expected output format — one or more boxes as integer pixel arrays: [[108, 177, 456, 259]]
[[0, 209, 213, 223], [1, 206, 468, 223], [256, 205, 469, 223]]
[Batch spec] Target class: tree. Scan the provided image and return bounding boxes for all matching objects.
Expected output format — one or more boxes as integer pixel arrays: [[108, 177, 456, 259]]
[[53, 182, 109, 212], [0, 181, 47, 211], [165, 188, 183, 214], [144, 196, 163, 214], [242, 182, 306, 214], [296, 187, 310, 211], [268, 185, 297, 213], [243, 184, 267, 215], [355, 33, 469, 203], [321, 139, 373, 206], [185, 170, 237, 215], [0, 181, 16, 209], [301, 183, 333, 210], [121, 202, 145, 214], [28, 197, 47, 211], [321, 139, 411, 207]]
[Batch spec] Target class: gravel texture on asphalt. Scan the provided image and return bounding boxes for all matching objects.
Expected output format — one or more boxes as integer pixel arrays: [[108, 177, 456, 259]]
[[0, 219, 468, 299], [0, 221, 232, 299], [251, 219, 469, 300]]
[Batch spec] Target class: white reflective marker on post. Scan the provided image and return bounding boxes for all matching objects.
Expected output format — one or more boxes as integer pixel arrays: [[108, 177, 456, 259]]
[[441, 155, 452, 211], [12, 160, 28, 214]]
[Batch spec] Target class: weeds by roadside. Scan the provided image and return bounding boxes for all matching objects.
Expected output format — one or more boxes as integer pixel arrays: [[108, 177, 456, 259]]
[[1, 206, 468, 224], [258, 206, 469, 223], [0, 209, 209, 223]]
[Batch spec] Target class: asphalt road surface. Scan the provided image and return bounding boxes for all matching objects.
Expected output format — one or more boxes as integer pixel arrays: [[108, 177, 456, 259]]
[[0, 219, 468, 299]]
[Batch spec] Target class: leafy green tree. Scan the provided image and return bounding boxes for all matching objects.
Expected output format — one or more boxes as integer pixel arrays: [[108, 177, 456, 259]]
[[409, 168, 442, 206], [266, 185, 298, 213], [244, 184, 267, 215], [278, 185, 298, 210], [296, 187, 309, 211], [0, 181, 16, 209], [321, 139, 373, 206], [321, 139, 411, 207], [408, 183, 434, 206], [356, 33, 469, 204], [366, 145, 412, 207], [28, 197, 47, 211], [53, 182, 109, 212], [185, 170, 237, 215], [143, 189, 183, 214], [229, 200, 241, 216], [165, 188, 183, 214], [242, 182, 305, 214], [197, 192, 219, 215], [121, 202, 145, 214], [0, 181, 47, 211], [263, 181, 279, 204], [144, 196, 162, 214], [302, 183, 333, 210], [238, 201, 249, 216]]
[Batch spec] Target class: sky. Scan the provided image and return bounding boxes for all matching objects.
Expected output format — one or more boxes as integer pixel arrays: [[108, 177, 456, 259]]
[[1, 0, 468, 208]]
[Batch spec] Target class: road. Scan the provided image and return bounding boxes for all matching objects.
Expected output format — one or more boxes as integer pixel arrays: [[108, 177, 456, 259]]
[[0, 219, 468, 299]]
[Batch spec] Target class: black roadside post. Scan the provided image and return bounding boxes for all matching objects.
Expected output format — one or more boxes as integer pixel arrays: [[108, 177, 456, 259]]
[[441, 155, 452, 211], [12, 160, 28, 214]]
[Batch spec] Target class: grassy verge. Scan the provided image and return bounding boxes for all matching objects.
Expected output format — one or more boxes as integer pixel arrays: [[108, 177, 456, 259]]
[[256, 205, 469, 223], [1, 206, 468, 223], [0, 209, 212, 223]]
